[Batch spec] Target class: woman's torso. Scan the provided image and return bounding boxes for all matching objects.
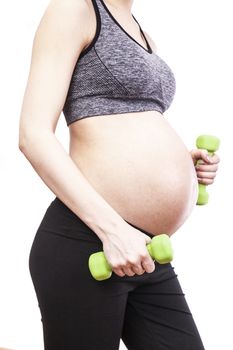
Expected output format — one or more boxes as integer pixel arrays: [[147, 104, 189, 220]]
[[69, 112, 198, 236], [66, 0, 199, 236]]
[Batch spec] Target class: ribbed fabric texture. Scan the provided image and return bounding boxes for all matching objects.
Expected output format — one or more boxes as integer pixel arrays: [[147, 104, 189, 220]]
[[62, 0, 176, 126]]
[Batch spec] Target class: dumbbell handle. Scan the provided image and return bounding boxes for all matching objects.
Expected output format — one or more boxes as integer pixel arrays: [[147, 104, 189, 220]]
[[196, 134, 220, 205]]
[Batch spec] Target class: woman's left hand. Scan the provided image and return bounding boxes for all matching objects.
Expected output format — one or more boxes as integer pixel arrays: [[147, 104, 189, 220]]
[[190, 149, 220, 185]]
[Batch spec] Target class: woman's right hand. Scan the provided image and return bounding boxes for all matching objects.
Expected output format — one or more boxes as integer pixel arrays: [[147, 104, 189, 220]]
[[102, 222, 156, 277]]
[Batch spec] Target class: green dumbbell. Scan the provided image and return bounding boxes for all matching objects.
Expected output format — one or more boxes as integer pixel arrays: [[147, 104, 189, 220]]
[[88, 234, 173, 281], [196, 134, 220, 205]]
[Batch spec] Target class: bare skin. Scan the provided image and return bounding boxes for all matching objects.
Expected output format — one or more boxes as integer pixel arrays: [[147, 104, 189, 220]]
[[18, 0, 219, 278], [69, 112, 199, 236], [70, 0, 199, 235]]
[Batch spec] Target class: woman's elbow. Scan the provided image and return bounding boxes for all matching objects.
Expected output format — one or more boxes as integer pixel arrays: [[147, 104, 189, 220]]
[[19, 129, 29, 151], [18, 126, 34, 151], [18, 125, 52, 152]]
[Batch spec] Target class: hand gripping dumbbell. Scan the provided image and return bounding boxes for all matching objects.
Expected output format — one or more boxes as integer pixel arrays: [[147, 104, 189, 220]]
[[195, 134, 221, 205], [88, 234, 173, 281]]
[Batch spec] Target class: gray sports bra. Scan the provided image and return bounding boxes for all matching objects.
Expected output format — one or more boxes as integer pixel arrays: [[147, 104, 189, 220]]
[[62, 0, 176, 126]]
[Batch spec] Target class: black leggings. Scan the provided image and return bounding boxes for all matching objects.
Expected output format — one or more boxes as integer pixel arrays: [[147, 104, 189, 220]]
[[29, 197, 205, 350]]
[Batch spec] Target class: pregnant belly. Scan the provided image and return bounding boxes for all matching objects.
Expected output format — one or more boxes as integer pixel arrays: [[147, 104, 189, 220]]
[[69, 111, 199, 236]]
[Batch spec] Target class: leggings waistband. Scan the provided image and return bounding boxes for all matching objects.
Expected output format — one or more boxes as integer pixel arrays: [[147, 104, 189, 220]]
[[52, 196, 154, 238]]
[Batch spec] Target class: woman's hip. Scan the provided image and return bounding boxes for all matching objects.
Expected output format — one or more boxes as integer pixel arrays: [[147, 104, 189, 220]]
[[28, 196, 174, 296]]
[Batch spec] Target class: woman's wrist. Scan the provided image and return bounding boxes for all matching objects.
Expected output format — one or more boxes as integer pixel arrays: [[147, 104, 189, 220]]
[[84, 213, 127, 243]]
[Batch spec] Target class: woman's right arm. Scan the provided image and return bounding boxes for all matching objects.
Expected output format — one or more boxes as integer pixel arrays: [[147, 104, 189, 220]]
[[18, 0, 155, 277]]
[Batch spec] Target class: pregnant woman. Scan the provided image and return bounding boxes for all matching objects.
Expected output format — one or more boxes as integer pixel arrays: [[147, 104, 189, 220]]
[[19, 0, 220, 349]]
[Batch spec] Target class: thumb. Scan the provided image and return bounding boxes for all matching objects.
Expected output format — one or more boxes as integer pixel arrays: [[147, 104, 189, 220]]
[[191, 149, 213, 165], [143, 234, 152, 245]]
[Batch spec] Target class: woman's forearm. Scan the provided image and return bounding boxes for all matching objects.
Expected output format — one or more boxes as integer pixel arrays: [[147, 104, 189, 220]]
[[19, 130, 126, 242]]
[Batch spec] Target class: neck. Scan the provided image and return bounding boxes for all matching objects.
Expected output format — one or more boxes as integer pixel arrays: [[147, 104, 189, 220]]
[[105, 0, 134, 12]]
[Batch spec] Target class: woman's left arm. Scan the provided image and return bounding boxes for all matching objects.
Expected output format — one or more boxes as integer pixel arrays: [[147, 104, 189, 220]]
[[190, 149, 221, 185]]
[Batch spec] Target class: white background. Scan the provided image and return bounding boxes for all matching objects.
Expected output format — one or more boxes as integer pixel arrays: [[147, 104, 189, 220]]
[[0, 0, 232, 349]]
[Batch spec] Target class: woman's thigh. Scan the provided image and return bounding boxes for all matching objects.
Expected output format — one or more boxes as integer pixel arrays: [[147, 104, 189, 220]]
[[28, 197, 132, 350], [121, 263, 205, 350]]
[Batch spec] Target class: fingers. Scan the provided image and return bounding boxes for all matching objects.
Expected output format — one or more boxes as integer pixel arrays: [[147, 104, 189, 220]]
[[196, 166, 217, 185], [124, 266, 136, 276], [111, 260, 137, 277], [141, 256, 155, 273], [195, 156, 219, 186], [197, 169, 216, 185], [209, 153, 221, 164], [191, 149, 220, 166], [112, 255, 155, 277], [196, 153, 220, 165], [113, 265, 137, 277], [113, 267, 126, 277], [196, 171, 216, 179], [195, 163, 218, 172], [197, 177, 214, 185]]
